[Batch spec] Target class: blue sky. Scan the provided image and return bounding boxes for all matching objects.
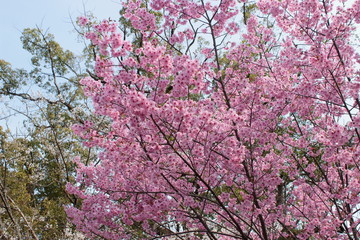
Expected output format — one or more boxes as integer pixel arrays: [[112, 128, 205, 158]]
[[0, 0, 122, 132], [0, 0, 121, 69]]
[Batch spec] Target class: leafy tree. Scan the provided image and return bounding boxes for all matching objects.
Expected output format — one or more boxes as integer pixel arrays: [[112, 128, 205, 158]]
[[67, 0, 360, 239], [0, 27, 102, 239]]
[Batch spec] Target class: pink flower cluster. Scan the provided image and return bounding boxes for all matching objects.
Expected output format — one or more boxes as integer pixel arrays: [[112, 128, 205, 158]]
[[67, 0, 360, 239]]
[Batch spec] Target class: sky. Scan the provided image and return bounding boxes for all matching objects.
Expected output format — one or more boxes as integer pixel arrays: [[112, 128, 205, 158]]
[[0, 0, 122, 132], [0, 0, 121, 69]]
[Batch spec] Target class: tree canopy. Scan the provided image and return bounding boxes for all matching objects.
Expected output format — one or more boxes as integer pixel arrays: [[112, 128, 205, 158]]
[[0, 27, 99, 239], [65, 0, 360, 239]]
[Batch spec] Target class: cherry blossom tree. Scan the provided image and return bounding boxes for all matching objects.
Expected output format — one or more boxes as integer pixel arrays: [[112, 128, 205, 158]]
[[67, 0, 360, 239]]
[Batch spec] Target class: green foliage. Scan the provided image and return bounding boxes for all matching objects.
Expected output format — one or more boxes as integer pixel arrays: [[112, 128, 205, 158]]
[[0, 28, 98, 239], [21, 28, 75, 76], [0, 60, 28, 96], [242, 3, 257, 25]]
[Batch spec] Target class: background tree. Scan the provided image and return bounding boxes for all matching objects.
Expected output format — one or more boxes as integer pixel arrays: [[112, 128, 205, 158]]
[[0, 26, 102, 239]]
